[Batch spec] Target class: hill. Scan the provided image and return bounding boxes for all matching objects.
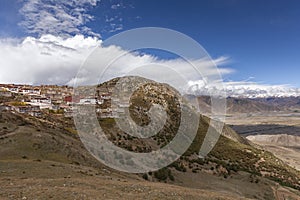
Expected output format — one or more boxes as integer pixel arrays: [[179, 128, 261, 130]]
[[0, 110, 252, 200], [0, 77, 300, 199]]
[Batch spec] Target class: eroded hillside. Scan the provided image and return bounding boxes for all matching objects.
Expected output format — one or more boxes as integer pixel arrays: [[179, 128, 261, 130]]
[[0, 77, 300, 199]]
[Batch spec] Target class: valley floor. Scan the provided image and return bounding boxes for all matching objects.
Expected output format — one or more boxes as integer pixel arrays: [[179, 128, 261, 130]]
[[227, 111, 300, 172]]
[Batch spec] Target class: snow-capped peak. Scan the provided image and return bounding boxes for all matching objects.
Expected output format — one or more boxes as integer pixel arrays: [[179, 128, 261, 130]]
[[187, 80, 300, 98]]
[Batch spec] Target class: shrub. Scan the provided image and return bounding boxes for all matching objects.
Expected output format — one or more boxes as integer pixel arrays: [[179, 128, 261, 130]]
[[154, 168, 172, 181], [170, 161, 187, 172], [169, 174, 175, 181], [142, 173, 148, 180]]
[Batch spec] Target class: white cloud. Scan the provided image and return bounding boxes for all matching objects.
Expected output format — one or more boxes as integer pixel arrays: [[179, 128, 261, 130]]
[[104, 13, 124, 33], [109, 24, 124, 33], [19, 0, 101, 37], [0, 35, 100, 85], [111, 4, 121, 9]]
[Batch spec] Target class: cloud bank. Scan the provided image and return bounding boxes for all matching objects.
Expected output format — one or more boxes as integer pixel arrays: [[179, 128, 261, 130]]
[[0, 34, 230, 89], [0, 35, 100, 85]]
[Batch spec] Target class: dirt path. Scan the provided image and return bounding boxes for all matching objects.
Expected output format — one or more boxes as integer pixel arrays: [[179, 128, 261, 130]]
[[272, 186, 300, 200]]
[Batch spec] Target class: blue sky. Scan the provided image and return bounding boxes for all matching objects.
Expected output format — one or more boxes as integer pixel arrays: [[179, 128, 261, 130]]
[[108, 0, 300, 87], [0, 0, 299, 88]]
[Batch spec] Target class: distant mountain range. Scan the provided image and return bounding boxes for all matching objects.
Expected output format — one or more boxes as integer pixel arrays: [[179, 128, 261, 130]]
[[187, 81, 300, 98], [186, 95, 300, 114]]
